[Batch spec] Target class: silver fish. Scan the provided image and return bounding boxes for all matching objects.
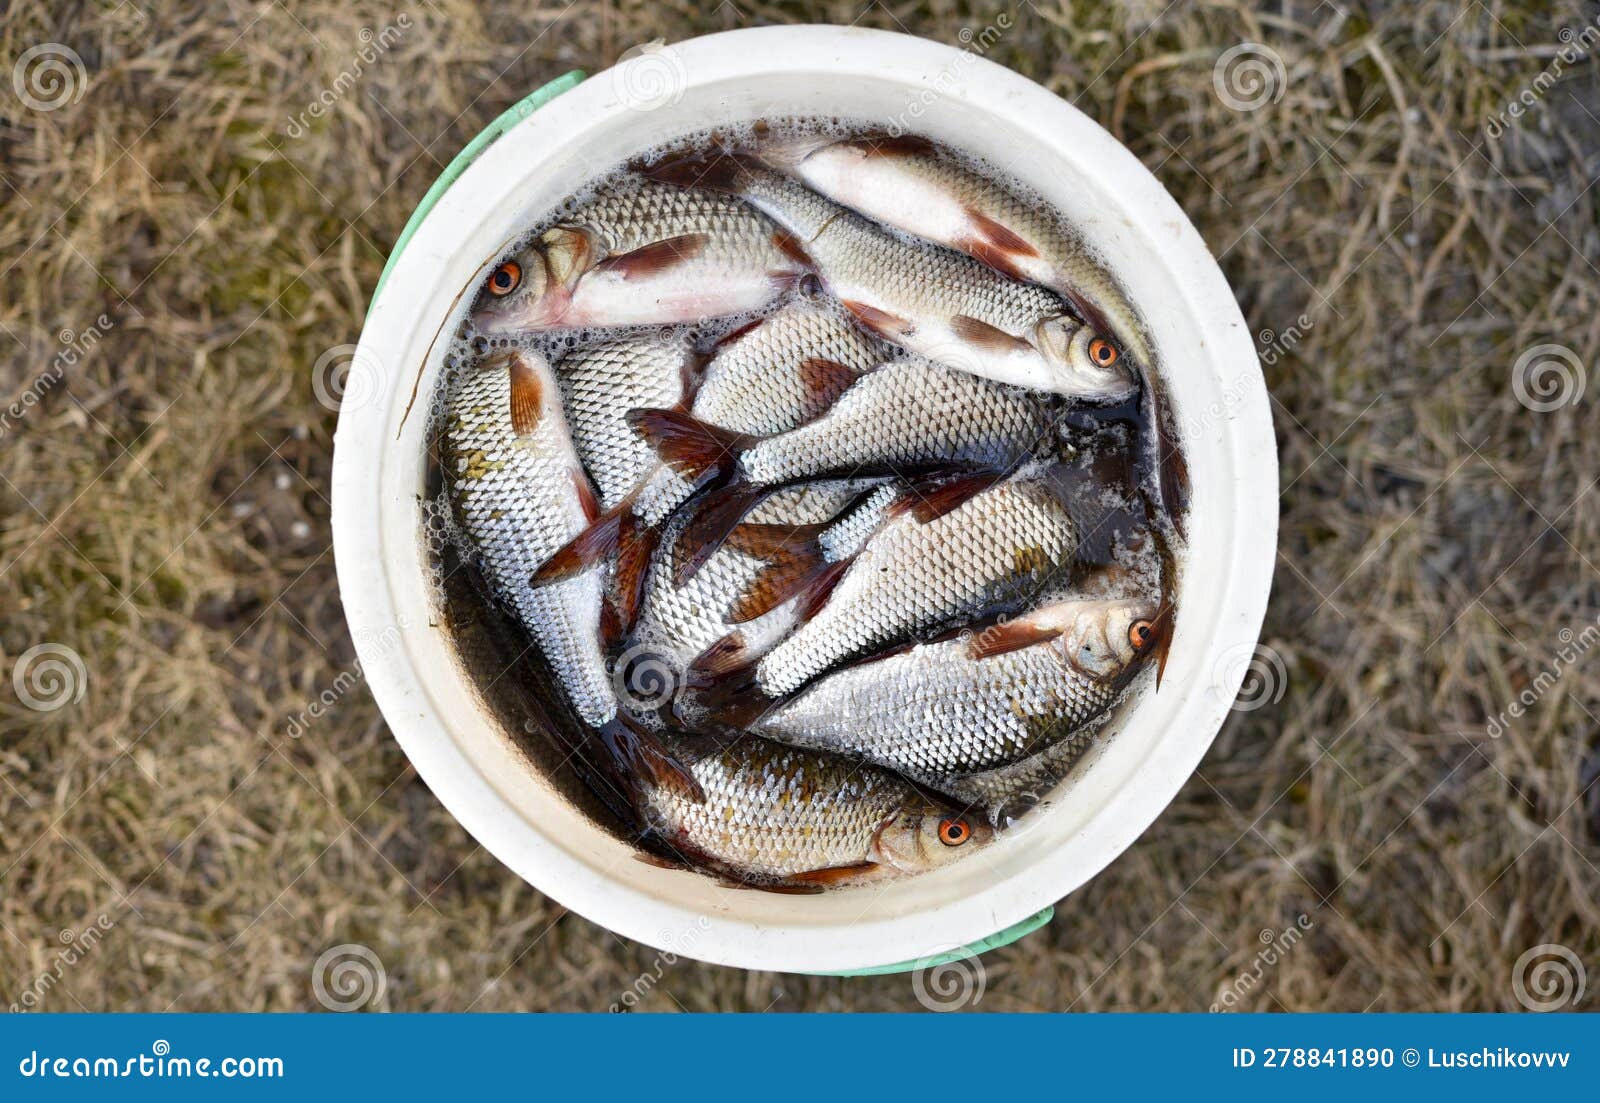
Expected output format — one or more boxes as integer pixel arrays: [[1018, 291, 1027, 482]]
[[556, 331, 696, 512], [639, 734, 993, 886], [642, 154, 1136, 400], [629, 479, 889, 678], [691, 475, 1082, 710], [532, 298, 888, 597], [753, 596, 1159, 788], [444, 349, 689, 794], [471, 178, 806, 333], [630, 354, 1061, 517], [758, 134, 1153, 370]]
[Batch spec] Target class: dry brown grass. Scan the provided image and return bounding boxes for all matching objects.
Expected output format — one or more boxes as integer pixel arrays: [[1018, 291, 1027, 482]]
[[2, 0, 1598, 1011]]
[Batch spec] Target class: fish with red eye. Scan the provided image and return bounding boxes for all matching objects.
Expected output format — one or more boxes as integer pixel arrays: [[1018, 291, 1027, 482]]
[[470, 178, 808, 334], [938, 817, 973, 846], [486, 261, 521, 296]]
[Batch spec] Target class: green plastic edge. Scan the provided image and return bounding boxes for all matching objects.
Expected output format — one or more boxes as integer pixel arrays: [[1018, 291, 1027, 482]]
[[365, 66, 1053, 975], [366, 69, 588, 319], [808, 906, 1054, 978]]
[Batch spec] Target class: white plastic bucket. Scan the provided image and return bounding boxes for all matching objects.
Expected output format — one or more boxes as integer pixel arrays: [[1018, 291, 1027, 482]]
[[332, 25, 1277, 973]]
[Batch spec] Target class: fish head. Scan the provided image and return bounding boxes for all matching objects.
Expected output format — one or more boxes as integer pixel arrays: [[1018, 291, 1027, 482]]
[[1057, 597, 1162, 680], [870, 800, 994, 873], [469, 227, 593, 335], [1032, 317, 1139, 401]]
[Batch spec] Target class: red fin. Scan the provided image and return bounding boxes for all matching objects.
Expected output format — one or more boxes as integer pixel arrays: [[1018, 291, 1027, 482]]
[[506, 353, 543, 436], [966, 619, 1064, 660], [963, 205, 1040, 258], [798, 357, 859, 412], [531, 504, 622, 585], [713, 315, 765, 351], [786, 862, 878, 886], [949, 314, 1032, 353], [724, 521, 829, 560], [598, 596, 624, 649], [893, 470, 1005, 525], [612, 514, 659, 633], [1150, 599, 1176, 690], [593, 233, 709, 280], [793, 556, 851, 621], [1064, 293, 1115, 346], [839, 299, 914, 339], [686, 631, 755, 689], [770, 229, 813, 269], [856, 134, 938, 158], [626, 407, 754, 482], [597, 714, 704, 803], [635, 151, 749, 193], [960, 237, 1032, 283], [675, 483, 774, 585], [729, 546, 830, 624], [572, 470, 602, 524]]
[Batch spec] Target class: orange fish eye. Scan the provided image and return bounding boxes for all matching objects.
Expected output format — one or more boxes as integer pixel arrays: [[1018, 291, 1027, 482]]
[[487, 261, 522, 296], [937, 817, 971, 847], [1129, 619, 1155, 651], [1088, 337, 1119, 367]]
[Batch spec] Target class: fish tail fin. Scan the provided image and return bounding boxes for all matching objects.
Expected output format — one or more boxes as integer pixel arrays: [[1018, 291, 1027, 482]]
[[723, 520, 830, 560], [636, 149, 757, 195], [683, 633, 785, 728], [673, 481, 776, 585], [685, 631, 757, 690], [532, 503, 627, 585], [611, 512, 660, 633], [729, 544, 838, 624], [749, 135, 833, 172], [627, 407, 754, 484], [597, 713, 704, 803]]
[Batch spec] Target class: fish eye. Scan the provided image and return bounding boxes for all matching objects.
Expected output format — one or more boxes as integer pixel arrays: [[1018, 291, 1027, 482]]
[[937, 817, 971, 847], [487, 261, 522, 297], [1129, 619, 1155, 651], [1088, 337, 1119, 367]]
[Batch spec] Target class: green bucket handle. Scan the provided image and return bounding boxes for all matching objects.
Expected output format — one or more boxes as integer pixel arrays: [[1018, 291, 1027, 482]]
[[368, 68, 1054, 975]]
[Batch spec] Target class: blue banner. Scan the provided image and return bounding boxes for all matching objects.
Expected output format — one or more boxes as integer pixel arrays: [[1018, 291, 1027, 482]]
[[1, 1014, 1589, 1097]]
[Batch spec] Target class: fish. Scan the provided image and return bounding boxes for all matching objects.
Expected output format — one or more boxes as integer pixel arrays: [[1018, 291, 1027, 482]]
[[470, 178, 807, 334], [629, 354, 1063, 561], [628, 479, 889, 680], [751, 596, 1160, 790], [756, 133, 1153, 370], [531, 297, 889, 594], [637, 734, 994, 887], [687, 475, 1085, 715], [639, 152, 1137, 400], [551, 331, 701, 623], [443, 348, 694, 797]]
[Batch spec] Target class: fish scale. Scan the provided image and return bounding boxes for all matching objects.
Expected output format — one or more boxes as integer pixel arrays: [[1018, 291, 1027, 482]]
[[755, 632, 1122, 784], [556, 332, 691, 510], [445, 353, 615, 727], [752, 478, 1079, 697], [632, 479, 883, 670], [640, 737, 915, 878], [625, 299, 888, 529], [731, 167, 1064, 337], [736, 355, 1057, 487]]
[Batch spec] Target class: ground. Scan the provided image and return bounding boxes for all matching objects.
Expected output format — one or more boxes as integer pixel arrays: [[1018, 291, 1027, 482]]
[[2, 0, 1598, 1012]]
